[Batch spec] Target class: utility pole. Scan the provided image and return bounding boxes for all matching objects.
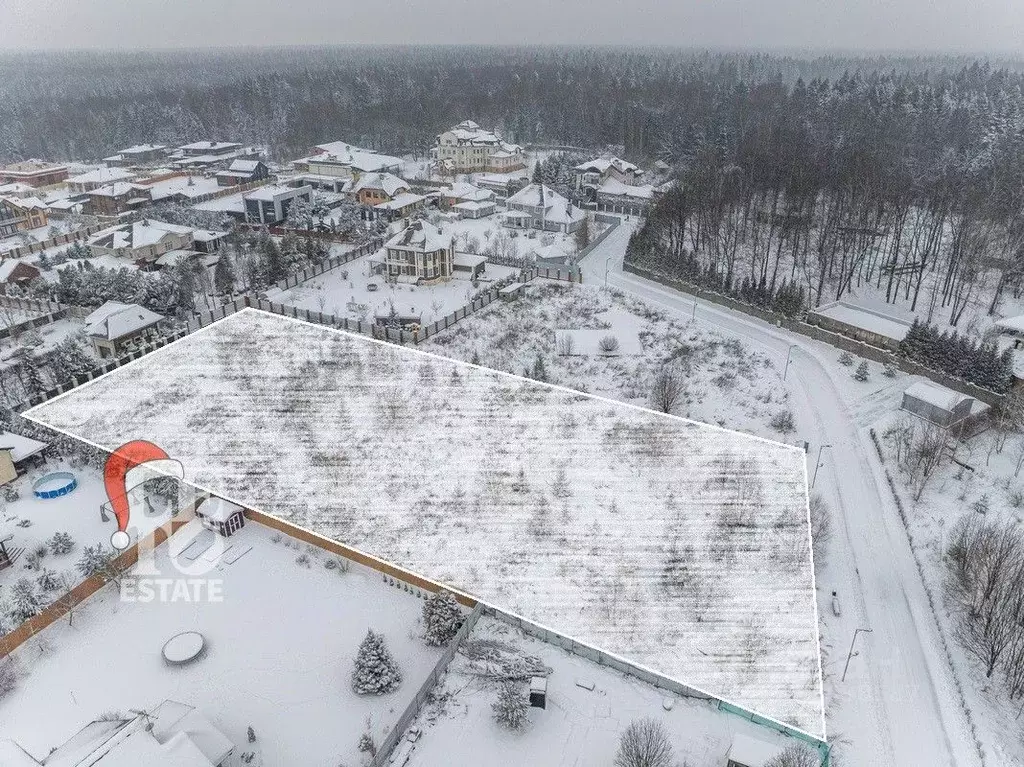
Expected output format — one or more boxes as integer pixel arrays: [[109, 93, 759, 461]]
[[842, 627, 873, 681], [783, 344, 797, 381], [812, 444, 832, 488]]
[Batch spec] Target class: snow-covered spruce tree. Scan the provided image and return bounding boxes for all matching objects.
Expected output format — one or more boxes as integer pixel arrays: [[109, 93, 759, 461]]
[[214, 252, 237, 294], [48, 531, 75, 555], [492, 682, 528, 730], [614, 718, 674, 767], [351, 629, 402, 695], [854, 361, 869, 381], [838, 351, 854, 366], [8, 578, 44, 623], [422, 589, 463, 647]]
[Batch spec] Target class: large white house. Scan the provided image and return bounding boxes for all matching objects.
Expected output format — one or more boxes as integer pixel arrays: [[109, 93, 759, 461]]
[[381, 220, 455, 283], [504, 183, 586, 234], [432, 120, 525, 174], [88, 219, 198, 264]]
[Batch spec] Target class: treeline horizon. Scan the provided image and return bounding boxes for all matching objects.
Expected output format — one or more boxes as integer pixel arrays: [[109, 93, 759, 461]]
[[2, 47, 1024, 164]]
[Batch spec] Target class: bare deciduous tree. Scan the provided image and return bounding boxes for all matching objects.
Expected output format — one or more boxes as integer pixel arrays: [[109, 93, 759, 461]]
[[649, 367, 685, 414], [614, 718, 674, 767], [764, 744, 822, 767]]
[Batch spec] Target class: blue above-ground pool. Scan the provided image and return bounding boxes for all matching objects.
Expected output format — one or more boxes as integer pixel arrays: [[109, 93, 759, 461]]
[[33, 471, 78, 499]]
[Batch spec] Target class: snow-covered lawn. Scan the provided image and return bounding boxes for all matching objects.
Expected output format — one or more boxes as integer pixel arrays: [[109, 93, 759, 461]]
[[25, 308, 821, 734], [0, 461, 178, 604], [403, 615, 814, 767], [0, 220, 80, 254], [0, 521, 443, 767], [267, 253, 518, 324]]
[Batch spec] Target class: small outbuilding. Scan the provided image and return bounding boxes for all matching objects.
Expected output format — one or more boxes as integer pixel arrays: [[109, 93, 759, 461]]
[[195, 496, 246, 537], [528, 676, 547, 709], [901, 382, 975, 429], [0, 430, 48, 486]]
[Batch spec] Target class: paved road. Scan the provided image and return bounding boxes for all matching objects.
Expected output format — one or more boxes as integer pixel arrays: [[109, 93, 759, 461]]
[[579, 219, 981, 767]]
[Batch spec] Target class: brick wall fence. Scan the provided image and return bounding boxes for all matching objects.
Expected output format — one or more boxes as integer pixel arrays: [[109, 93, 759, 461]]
[[622, 262, 1006, 409], [1, 223, 106, 260]]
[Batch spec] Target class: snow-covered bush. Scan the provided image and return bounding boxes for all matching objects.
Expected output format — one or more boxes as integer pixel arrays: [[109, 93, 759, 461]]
[[854, 361, 869, 381], [763, 744, 821, 767], [7, 578, 44, 623], [808, 493, 832, 568], [599, 335, 620, 353], [351, 629, 402, 695], [48, 531, 75, 555], [0, 656, 17, 700], [491, 682, 528, 730], [37, 568, 63, 592], [883, 361, 897, 378], [2, 485, 20, 503], [838, 351, 854, 366], [770, 410, 796, 434], [614, 717, 673, 767], [422, 589, 463, 647]]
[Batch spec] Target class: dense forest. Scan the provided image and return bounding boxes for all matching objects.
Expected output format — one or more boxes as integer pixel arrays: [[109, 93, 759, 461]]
[[6, 46, 1024, 332]]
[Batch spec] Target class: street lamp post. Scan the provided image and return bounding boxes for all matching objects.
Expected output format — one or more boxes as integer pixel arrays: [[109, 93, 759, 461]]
[[604, 255, 613, 288], [842, 627, 873, 682], [812, 444, 832, 488], [783, 344, 797, 381]]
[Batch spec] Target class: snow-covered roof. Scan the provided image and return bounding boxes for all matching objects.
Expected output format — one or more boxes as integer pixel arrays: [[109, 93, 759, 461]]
[[88, 182, 150, 199], [0, 182, 36, 196], [452, 200, 495, 212], [439, 181, 494, 203], [0, 430, 48, 462], [385, 220, 453, 253], [84, 301, 164, 341], [810, 301, 911, 343], [903, 382, 973, 411], [353, 172, 409, 197], [226, 159, 261, 173], [440, 121, 521, 153], [507, 183, 585, 225], [575, 155, 642, 176], [1, 195, 48, 211], [994, 315, 1024, 335], [0, 259, 40, 282], [373, 192, 426, 211], [0, 739, 41, 766], [453, 252, 488, 268], [178, 141, 242, 152], [89, 220, 194, 251], [68, 167, 135, 186], [727, 733, 786, 767], [244, 184, 307, 202], [598, 178, 654, 199], [120, 143, 168, 155], [304, 141, 404, 173]]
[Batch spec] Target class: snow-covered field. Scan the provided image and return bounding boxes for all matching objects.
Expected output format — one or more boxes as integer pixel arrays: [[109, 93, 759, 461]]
[[25, 308, 822, 734], [403, 615, 815, 767], [0, 521, 443, 766], [427, 282, 803, 441]]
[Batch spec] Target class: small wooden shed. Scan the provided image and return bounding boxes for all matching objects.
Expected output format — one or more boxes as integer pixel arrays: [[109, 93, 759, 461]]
[[195, 496, 246, 537]]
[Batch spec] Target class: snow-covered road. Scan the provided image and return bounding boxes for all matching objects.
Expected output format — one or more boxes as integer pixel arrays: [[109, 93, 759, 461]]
[[579, 219, 981, 767]]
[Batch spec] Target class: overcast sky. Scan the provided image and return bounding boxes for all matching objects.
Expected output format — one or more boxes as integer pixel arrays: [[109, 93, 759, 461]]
[[1, 0, 1022, 54]]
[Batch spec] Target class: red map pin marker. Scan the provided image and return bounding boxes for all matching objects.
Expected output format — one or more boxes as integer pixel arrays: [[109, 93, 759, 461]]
[[103, 440, 183, 550]]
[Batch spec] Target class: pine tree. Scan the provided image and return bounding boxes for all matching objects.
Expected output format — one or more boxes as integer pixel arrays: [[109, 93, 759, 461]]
[[854, 361, 869, 381], [422, 590, 463, 646], [8, 578, 43, 623], [351, 629, 402, 695], [492, 682, 529, 729], [262, 238, 287, 283], [214, 252, 237, 294]]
